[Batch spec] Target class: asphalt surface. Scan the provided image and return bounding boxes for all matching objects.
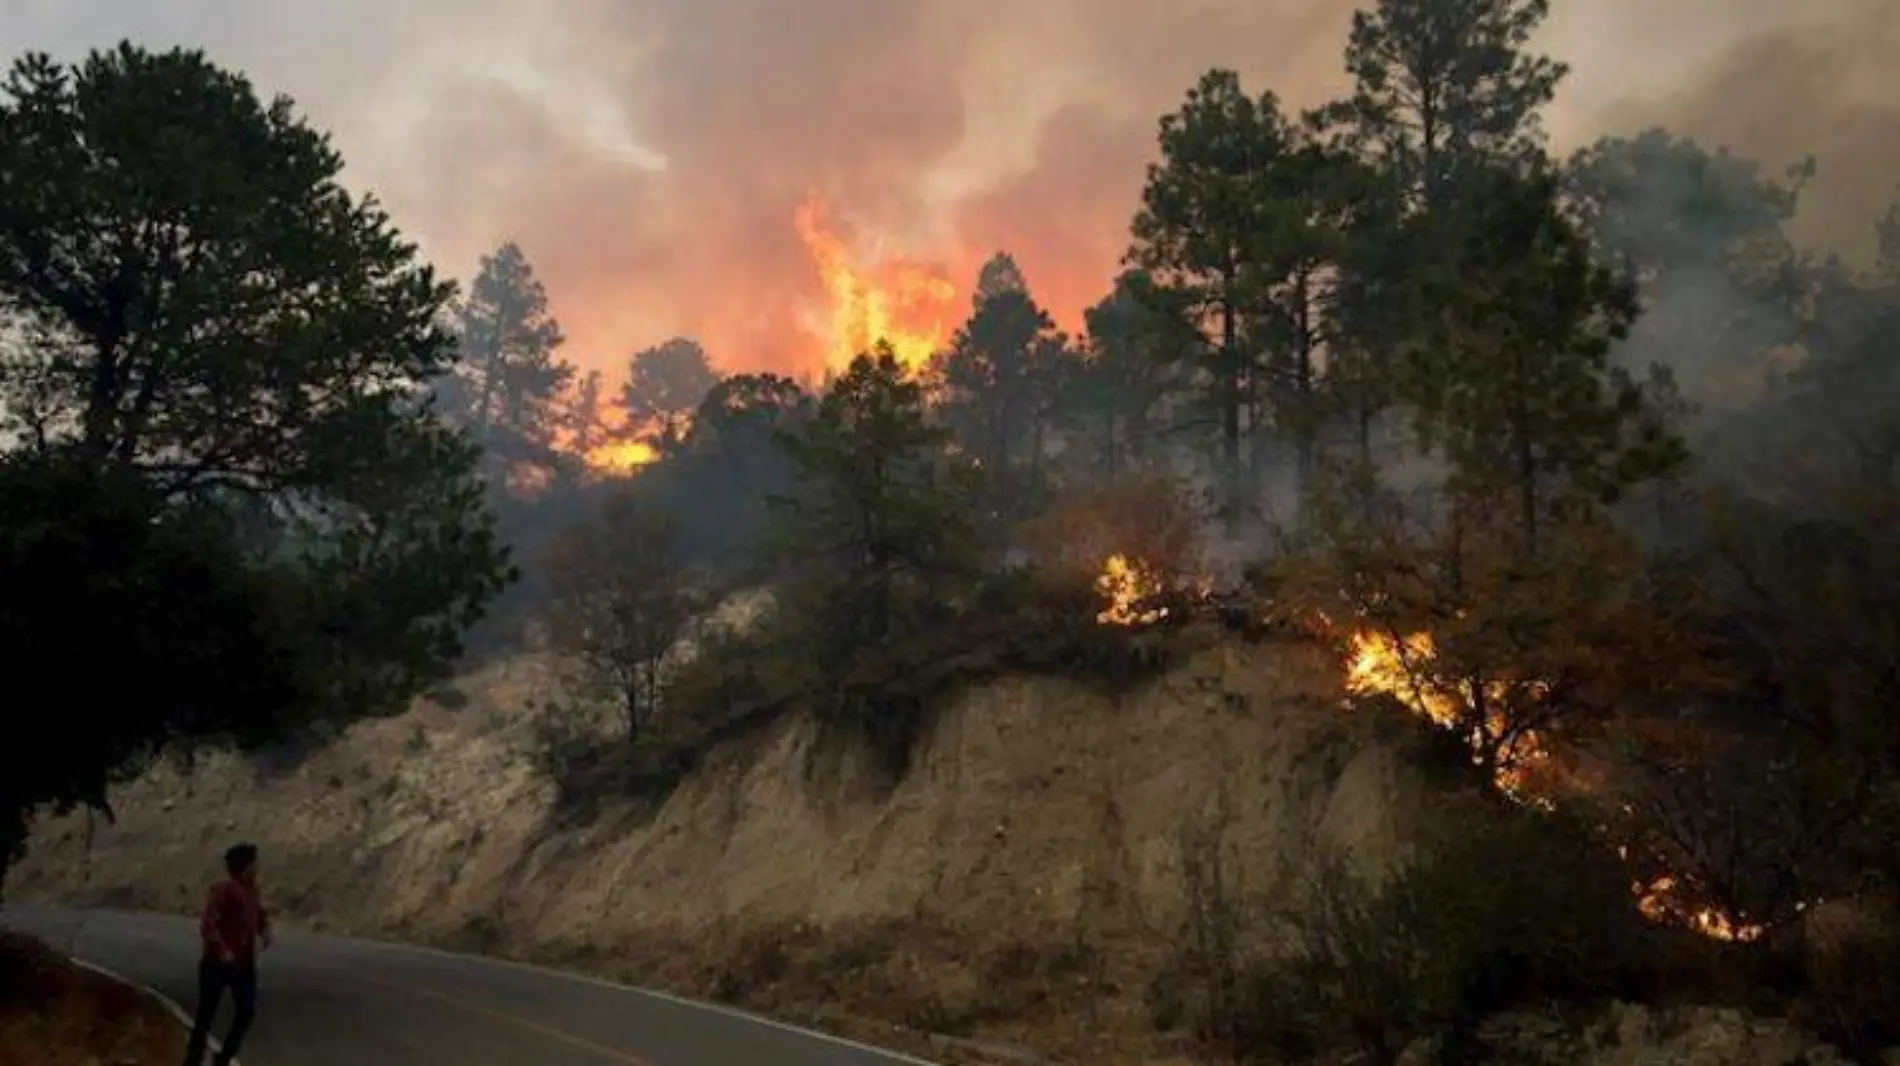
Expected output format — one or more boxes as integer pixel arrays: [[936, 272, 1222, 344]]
[[2, 906, 935, 1066]]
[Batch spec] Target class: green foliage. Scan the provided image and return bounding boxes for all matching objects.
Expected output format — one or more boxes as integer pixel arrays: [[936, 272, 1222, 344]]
[[0, 43, 510, 877], [1402, 167, 1687, 549], [0, 45, 456, 492], [656, 371, 813, 575], [1567, 130, 1810, 282], [765, 347, 982, 771], [0, 455, 302, 886], [1071, 271, 1192, 479], [772, 347, 978, 642], [1197, 807, 1644, 1065], [1327, 0, 1566, 206], [932, 276, 1071, 527], [661, 567, 1181, 788], [1130, 69, 1300, 531]]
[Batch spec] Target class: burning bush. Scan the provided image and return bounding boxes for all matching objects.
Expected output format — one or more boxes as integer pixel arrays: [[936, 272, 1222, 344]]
[[1016, 474, 1205, 586]]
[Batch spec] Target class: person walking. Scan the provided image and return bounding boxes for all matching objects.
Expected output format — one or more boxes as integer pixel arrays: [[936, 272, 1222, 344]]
[[183, 843, 272, 1066]]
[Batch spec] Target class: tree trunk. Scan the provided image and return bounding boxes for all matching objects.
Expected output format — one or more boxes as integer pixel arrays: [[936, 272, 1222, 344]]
[[1293, 271, 1316, 523], [1220, 286, 1244, 537], [1510, 345, 1539, 559], [622, 679, 642, 745]]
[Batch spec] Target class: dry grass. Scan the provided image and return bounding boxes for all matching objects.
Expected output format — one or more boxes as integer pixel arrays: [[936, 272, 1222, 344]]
[[531, 918, 1178, 1065], [0, 933, 184, 1066]]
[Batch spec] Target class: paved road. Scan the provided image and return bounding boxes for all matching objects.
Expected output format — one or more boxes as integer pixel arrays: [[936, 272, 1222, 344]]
[[2, 906, 933, 1066]]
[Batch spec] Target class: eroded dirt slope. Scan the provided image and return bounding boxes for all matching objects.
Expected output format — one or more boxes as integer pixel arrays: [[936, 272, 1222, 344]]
[[14, 638, 1446, 1061]]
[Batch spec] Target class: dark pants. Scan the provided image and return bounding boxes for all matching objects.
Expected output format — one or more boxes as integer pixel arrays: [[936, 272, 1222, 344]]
[[182, 958, 257, 1066]]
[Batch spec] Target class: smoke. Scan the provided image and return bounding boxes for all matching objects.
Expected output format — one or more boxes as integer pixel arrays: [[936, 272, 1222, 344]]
[[1577, 0, 1900, 264], [5, 0, 1895, 380]]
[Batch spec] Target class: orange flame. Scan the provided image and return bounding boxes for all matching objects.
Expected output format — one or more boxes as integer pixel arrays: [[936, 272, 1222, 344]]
[[1343, 629, 1551, 798], [1341, 625, 1770, 942], [586, 439, 658, 475], [1096, 554, 1168, 626], [1635, 875, 1766, 943], [794, 194, 957, 375]]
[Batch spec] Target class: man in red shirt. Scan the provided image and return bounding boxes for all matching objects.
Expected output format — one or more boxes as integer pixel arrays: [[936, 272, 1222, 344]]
[[182, 843, 272, 1066]]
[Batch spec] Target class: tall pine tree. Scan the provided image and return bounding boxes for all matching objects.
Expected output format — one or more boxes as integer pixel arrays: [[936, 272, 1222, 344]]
[[934, 254, 1067, 525], [442, 242, 574, 485], [1130, 70, 1298, 534]]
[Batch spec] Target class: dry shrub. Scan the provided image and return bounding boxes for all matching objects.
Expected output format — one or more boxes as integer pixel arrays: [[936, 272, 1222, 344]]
[[1017, 474, 1206, 582], [1799, 897, 1900, 1057], [663, 566, 1183, 787], [1155, 798, 1647, 1065], [0, 933, 184, 1066], [711, 928, 794, 1004]]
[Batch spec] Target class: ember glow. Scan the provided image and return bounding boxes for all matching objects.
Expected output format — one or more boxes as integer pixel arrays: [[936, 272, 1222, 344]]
[[793, 194, 959, 375], [1636, 875, 1766, 943]]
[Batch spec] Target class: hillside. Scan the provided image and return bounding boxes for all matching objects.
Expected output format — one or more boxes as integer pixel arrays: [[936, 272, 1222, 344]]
[[11, 636, 1871, 1065], [12, 637, 1443, 1057]]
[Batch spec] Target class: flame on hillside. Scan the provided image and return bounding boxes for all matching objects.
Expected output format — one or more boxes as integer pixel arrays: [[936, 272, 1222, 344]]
[[1342, 627, 1765, 943], [1096, 554, 1169, 626], [1636, 875, 1766, 943], [1343, 630, 1551, 799], [794, 194, 958, 375]]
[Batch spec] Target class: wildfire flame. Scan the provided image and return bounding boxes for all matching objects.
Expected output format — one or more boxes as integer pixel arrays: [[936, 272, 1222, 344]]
[[794, 194, 957, 375], [1095, 554, 1170, 627], [1342, 627, 1764, 942], [1082, 565, 1770, 943], [1343, 630, 1550, 798], [586, 439, 659, 474]]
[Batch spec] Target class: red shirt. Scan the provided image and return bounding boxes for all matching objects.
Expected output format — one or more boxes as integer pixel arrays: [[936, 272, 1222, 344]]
[[200, 879, 269, 966]]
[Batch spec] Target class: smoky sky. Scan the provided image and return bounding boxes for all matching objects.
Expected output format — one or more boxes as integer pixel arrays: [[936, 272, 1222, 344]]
[[5, 0, 1896, 379]]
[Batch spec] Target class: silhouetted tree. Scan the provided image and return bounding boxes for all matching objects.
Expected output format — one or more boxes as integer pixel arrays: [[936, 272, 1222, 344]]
[[0, 43, 511, 868], [440, 242, 574, 485], [1131, 70, 1297, 533], [620, 337, 718, 453]]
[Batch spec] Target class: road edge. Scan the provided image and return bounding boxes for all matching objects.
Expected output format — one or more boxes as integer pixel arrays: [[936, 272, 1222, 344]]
[[362, 935, 947, 1066], [58, 907, 950, 1066], [68, 956, 238, 1066]]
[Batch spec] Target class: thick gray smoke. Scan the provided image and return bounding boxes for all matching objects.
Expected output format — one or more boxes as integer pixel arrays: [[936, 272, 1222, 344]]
[[4, 0, 1894, 379]]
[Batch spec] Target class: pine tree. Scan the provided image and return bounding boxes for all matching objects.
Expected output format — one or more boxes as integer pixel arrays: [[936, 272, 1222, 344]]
[[1408, 167, 1684, 557], [933, 257, 1067, 523], [443, 242, 574, 484], [564, 368, 610, 470], [1130, 70, 1297, 533], [773, 346, 975, 652], [1074, 271, 1193, 479], [1328, 0, 1566, 210]]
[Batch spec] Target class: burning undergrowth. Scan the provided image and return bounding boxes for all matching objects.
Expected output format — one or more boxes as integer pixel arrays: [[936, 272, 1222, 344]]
[[1081, 546, 1784, 949]]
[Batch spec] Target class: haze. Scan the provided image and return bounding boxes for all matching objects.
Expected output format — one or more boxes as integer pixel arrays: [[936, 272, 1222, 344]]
[[7, 0, 1895, 379]]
